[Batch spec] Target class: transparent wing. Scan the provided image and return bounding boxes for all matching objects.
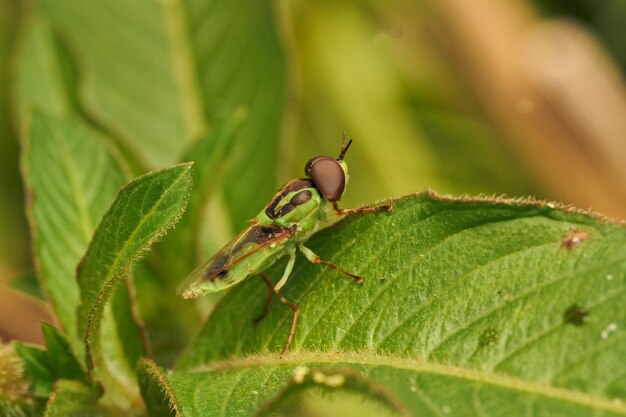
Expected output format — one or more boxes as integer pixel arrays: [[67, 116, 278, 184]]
[[178, 224, 296, 298]]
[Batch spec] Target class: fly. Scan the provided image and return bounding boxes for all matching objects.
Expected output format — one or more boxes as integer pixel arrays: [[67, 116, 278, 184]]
[[180, 134, 392, 355]]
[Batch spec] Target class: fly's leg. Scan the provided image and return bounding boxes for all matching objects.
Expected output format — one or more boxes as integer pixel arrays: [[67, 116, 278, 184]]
[[333, 201, 392, 216], [253, 274, 274, 324], [256, 250, 299, 356], [299, 244, 363, 284], [259, 272, 300, 357]]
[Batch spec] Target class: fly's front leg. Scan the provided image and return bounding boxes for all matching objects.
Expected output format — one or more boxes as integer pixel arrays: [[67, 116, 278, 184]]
[[332, 201, 392, 216], [299, 244, 363, 284]]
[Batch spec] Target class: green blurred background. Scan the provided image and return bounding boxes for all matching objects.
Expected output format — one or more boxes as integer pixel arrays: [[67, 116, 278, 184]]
[[1, 0, 626, 345]]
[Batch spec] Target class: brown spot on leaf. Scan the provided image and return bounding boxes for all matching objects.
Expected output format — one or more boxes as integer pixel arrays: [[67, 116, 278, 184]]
[[563, 304, 589, 326], [561, 230, 590, 250]]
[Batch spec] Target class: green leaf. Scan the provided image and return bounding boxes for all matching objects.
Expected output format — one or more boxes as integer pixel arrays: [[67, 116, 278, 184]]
[[21, 110, 127, 352], [137, 359, 177, 417], [143, 358, 626, 417], [39, 0, 286, 229], [44, 380, 109, 417], [12, 342, 54, 397], [164, 192, 626, 416], [41, 324, 88, 385], [13, 325, 90, 401], [76, 163, 193, 404], [38, 0, 203, 167]]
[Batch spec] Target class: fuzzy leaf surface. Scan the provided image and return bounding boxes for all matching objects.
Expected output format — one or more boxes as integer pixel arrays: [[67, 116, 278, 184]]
[[161, 193, 626, 416]]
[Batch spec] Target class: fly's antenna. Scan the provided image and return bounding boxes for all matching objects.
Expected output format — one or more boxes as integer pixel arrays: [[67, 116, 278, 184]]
[[338, 132, 353, 161]]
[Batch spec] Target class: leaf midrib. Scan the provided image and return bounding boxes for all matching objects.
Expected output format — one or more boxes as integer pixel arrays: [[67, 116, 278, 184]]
[[52, 127, 95, 243], [187, 352, 626, 414]]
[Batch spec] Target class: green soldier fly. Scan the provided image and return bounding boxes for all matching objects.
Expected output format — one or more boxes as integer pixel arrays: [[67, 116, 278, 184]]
[[180, 134, 392, 355]]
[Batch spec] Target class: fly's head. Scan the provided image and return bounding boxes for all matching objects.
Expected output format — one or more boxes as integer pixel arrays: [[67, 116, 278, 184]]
[[304, 133, 352, 202]]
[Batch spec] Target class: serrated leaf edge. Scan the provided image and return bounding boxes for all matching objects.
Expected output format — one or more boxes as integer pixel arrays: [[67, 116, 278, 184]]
[[80, 162, 194, 372], [138, 358, 182, 417]]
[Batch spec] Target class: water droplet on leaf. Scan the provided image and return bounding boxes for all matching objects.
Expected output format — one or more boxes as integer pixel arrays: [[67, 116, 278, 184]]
[[601, 323, 618, 339]]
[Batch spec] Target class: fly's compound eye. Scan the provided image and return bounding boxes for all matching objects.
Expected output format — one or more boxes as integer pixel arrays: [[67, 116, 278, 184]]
[[305, 156, 323, 176], [307, 156, 345, 202]]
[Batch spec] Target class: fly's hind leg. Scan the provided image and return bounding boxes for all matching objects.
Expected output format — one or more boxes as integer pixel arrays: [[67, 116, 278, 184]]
[[333, 201, 392, 216], [259, 272, 300, 357], [254, 250, 299, 356], [299, 244, 363, 284]]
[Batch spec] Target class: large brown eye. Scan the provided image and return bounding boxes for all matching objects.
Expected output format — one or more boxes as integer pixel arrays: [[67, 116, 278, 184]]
[[304, 156, 323, 176], [308, 156, 345, 202]]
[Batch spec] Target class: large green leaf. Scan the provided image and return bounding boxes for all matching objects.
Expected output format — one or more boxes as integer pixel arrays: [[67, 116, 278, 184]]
[[39, 0, 286, 228], [145, 360, 626, 417], [145, 192, 625, 416], [76, 163, 192, 406], [21, 110, 127, 352]]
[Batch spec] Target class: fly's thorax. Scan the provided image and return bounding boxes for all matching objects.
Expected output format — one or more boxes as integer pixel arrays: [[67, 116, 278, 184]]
[[273, 190, 322, 228], [256, 178, 323, 228]]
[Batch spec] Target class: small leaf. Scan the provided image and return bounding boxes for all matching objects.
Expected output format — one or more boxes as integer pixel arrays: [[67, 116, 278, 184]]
[[76, 163, 192, 403], [44, 380, 108, 417], [41, 324, 88, 385], [12, 342, 54, 397]]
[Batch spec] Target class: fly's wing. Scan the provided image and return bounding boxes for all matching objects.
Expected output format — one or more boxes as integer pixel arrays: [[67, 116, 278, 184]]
[[179, 224, 296, 299]]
